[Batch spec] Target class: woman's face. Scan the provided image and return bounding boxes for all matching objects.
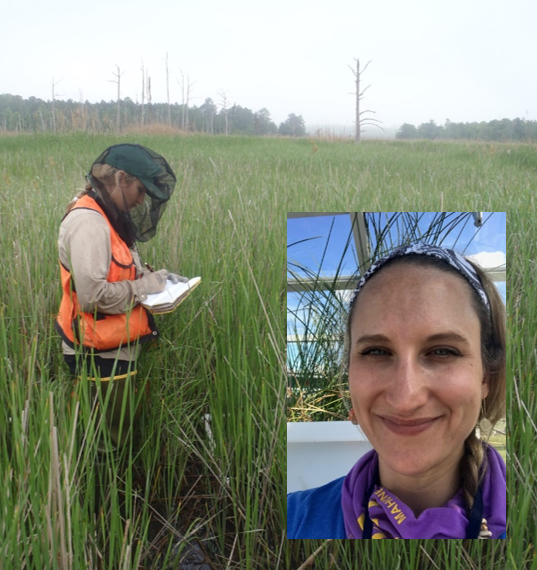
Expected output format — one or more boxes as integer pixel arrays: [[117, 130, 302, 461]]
[[108, 171, 147, 211], [349, 263, 489, 481]]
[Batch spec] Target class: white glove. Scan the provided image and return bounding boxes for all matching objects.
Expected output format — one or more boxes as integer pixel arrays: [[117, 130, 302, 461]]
[[167, 273, 189, 284]]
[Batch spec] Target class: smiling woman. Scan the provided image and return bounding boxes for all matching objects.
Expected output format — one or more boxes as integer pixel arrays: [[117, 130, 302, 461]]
[[287, 244, 506, 539]]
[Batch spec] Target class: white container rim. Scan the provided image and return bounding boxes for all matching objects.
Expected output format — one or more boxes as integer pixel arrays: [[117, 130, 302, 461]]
[[287, 421, 370, 444]]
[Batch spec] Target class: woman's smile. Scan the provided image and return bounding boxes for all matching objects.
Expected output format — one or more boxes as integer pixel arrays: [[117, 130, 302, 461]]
[[377, 414, 442, 436]]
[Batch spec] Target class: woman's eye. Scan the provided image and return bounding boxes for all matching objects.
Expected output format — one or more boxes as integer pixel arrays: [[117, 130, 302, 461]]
[[430, 347, 460, 357], [358, 347, 461, 358], [360, 348, 388, 357]]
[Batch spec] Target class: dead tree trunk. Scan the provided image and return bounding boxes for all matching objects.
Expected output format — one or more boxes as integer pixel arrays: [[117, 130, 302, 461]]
[[349, 58, 383, 143], [147, 76, 152, 124], [165, 53, 171, 127], [178, 71, 195, 131], [141, 62, 146, 127], [110, 65, 124, 133], [51, 78, 62, 134], [218, 89, 229, 135], [354, 59, 361, 143]]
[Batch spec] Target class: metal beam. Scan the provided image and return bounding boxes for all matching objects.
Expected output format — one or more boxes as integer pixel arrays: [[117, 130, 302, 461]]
[[287, 276, 357, 293], [472, 212, 483, 227], [349, 213, 371, 274], [289, 211, 484, 226], [484, 268, 506, 282]]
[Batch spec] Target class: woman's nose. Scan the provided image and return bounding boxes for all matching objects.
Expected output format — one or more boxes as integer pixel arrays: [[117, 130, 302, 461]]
[[384, 357, 428, 413]]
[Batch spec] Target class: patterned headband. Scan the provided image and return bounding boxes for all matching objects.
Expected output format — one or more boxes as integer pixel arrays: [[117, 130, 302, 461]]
[[349, 244, 491, 314]]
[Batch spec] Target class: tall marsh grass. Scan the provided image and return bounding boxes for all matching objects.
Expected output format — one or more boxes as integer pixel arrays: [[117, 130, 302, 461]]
[[0, 133, 285, 568]]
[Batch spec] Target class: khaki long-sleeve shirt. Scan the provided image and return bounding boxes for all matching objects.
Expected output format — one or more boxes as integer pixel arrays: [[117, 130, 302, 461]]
[[58, 207, 151, 361]]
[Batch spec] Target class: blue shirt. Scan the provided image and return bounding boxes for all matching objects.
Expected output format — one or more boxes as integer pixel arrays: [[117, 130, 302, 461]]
[[288, 477, 346, 539], [287, 477, 507, 539]]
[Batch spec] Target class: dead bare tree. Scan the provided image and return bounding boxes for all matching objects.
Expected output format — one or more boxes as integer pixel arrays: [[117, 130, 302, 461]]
[[218, 89, 229, 135], [147, 75, 152, 124], [349, 58, 383, 143], [164, 53, 171, 127], [78, 89, 88, 131], [110, 65, 124, 133], [51, 78, 62, 133], [177, 70, 196, 131], [140, 61, 146, 127]]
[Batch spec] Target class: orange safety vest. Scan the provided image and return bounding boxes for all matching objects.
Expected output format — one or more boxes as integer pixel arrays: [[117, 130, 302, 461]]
[[55, 195, 158, 352]]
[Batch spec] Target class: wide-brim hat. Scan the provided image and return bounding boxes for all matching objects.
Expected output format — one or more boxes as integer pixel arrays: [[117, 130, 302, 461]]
[[92, 143, 176, 201], [89, 143, 176, 242]]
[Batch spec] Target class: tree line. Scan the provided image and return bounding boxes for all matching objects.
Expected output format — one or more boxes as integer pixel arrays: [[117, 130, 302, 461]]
[[396, 118, 537, 142], [0, 93, 307, 136]]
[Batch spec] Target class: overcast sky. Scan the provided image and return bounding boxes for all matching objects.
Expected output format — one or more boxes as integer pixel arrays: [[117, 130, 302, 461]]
[[3, 0, 535, 134]]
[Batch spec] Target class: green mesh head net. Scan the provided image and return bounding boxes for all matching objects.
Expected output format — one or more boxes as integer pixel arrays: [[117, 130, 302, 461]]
[[90, 143, 176, 242]]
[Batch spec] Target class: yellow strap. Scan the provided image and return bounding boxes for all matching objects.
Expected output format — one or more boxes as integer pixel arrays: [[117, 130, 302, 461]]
[[78, 370, 138, 382]]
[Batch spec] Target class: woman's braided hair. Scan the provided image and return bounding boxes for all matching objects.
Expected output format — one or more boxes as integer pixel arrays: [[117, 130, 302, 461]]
[[345, 254, 506, 516]]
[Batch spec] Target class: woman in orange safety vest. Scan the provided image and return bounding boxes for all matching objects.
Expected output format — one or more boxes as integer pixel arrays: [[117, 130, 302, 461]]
[[56, 143, 187, 453]]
